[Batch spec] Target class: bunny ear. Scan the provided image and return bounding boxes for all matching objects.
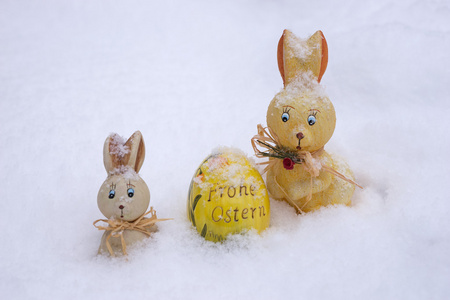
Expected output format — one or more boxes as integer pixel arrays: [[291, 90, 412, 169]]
[[102, 131, 145, 174], [103, 133, 129, 173], [103, 136, 114, 173], [277, 29, 328, 86], [124, 131, 145, 173]]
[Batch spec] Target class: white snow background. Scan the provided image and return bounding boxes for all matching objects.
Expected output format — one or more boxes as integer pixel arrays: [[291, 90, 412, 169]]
[[1, 0, 449, 299]]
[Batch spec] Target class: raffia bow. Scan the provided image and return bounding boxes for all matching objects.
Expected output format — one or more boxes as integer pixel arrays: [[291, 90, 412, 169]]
[[251, 124, 362, 213], [93, 207, 171, 256]]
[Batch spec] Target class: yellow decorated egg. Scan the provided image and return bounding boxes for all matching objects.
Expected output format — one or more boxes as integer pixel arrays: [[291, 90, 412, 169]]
[[187, 148, 270, 242]]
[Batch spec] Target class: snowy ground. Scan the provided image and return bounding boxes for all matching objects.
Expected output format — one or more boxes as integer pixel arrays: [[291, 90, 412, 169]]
[[1, 0, 449, 299]]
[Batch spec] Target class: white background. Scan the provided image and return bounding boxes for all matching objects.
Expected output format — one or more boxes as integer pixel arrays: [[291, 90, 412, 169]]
[[1, 0, 449, 299]]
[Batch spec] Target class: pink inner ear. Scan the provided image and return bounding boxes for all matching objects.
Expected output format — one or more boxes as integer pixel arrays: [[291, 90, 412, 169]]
[[134, 138, 145, 173], [317, 31, 328, 83], [277, 30, 286, 87]]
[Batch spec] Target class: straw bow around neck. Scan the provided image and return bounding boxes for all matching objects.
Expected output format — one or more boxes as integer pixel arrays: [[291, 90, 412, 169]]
[[93, 207, 171, 256]]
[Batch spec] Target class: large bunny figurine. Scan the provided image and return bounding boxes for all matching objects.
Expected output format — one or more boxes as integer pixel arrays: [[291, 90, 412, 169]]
[[253, 30, 361, 213], [94, 131, 167, 256]]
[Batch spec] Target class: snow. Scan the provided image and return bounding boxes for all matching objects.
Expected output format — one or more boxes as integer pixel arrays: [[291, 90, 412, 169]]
[[107, 133, 129, 159], [1, 0, 449, 299], [274, 71, 329, 109], [285, 31, 313, 60]]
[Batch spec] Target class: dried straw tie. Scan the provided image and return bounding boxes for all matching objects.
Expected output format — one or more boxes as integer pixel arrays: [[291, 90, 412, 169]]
[[93, 207, 171, 256], [251, 124, 362, 213]]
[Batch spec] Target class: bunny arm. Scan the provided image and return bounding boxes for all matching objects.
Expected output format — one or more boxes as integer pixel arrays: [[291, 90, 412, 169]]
[[267, 151, 333, 201], [283, 169, 332, 201]]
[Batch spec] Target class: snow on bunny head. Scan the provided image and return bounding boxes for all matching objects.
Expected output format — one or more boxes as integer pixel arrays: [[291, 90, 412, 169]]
[[267, 30, 335, 152], [97, 131, 150, 222]]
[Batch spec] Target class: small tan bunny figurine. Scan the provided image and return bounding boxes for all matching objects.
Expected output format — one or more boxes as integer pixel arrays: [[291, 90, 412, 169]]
[[94, 131, 169, 256]]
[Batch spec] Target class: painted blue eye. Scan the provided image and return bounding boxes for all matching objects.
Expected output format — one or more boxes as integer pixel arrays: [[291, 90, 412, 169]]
[[308, 115, 316, 126], [281, 112, 290, 122], [108, 190, 115, 199], [127, 188, 135, 198]]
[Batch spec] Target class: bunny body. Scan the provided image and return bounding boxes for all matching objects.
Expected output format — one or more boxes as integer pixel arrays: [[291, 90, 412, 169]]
[[266, 150, 355, 212], [96, 131, 157, 255], [264, 30, 355, 212], [98, 224, 157, 255]]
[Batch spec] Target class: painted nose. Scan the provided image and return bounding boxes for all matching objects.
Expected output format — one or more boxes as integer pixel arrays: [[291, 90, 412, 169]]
[[119, 205, 124, 209], [297, 132, 304, 140]]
